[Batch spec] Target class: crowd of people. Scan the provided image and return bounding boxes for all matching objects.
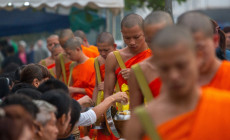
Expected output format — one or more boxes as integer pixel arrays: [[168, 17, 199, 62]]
[[1, 10, 230, 140]]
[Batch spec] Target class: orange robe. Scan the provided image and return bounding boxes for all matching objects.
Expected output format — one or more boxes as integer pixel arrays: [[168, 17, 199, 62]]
[[115, 49, 152, 90], [82, 45, 99, 58], [149, 77, 161, 98], [202, 60, 230, 91], [92, 63, 118, 140], [143, 87, 230, 140], [72, 58, 96, 100], [47, 63, 55, 69]]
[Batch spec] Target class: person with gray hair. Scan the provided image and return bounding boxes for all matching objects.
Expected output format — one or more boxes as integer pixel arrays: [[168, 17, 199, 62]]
[[33, 100, 58, 140], [128, 11, 173, 110], [63, 37, 96, 100]]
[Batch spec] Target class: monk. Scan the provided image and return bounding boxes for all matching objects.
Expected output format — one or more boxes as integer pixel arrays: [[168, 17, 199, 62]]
[[177, 12, 230, 91], [56, 29, 99, 85], [74, 30, 100, 57], [55, 29, 74, 85], [92, 32, 117, 140], [125, 25, 230, 140], [39, 35, 59, 77], [128, 11, 173, 110], [104, 14, 152, 112], [63, 37, 95, 100]]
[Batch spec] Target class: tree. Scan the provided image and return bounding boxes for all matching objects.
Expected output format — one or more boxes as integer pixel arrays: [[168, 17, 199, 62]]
[[125, 0, 186, 18], [125, 0, 186, 10]]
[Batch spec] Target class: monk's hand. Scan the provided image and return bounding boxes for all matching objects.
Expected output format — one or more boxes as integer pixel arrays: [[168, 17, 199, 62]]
[[77, 95, 94, 107], [111, 92, 128, 104], [119, 68, 131, 80], [98, 81, 104, 91]]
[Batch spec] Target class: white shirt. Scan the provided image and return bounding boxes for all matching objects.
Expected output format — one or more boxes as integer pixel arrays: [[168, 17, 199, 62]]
[[76, 109, 97, 126]]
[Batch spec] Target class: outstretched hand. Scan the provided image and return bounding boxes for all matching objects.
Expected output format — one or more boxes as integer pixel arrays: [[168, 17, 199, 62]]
[[78, 95, 94, 107], [111, 92, 128, 104]]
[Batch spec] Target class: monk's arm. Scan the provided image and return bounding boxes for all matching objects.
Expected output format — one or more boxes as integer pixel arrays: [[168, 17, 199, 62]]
[[104, 53, 117, 99], [128, 70, 143, 111], [55, 56, 62, 80], [124, 113, 145, 140], [69, 87, 87, 94]]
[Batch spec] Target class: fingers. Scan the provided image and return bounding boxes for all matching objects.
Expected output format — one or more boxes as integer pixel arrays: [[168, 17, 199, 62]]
[[119, 69, 131, 80]]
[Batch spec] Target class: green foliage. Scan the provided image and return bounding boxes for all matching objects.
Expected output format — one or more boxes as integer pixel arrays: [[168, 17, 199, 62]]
[[125, 0, 186, 10]]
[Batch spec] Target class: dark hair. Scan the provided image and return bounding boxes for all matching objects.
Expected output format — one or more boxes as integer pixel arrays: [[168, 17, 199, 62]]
[[20, 64, 51, 84], [1, 94, 39, 119], [3, 63, 20, 73], [223, 26, 230, 33], [15, 88, 42, 100], [0, 105, 33, 140], [0, 72, 14, 87], [11, 82, 37, 93], [13, 65, 26, 84], [37, 79, 69, 93], [0, 78, 10, 99], [6, 46, 14, 54], [69, 99, 81, 131], [41, 89, 71, 119], [211, 19, 226, 58]]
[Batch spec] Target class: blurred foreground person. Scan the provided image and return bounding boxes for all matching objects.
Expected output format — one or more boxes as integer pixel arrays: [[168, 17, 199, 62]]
[[125, 25, 230, 140]]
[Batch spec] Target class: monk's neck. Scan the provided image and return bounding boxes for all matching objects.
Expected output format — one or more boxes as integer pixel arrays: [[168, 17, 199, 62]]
[[76, 53, 88, 64], [166, 85, 201, 110], [199, 58, 222, 86], [130, 42, 148, 55]]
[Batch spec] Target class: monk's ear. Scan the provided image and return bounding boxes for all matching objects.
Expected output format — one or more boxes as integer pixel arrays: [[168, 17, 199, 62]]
[[213, 34, 219, 48], [32, 78, 40, 88], [34, 122, 43, 137]]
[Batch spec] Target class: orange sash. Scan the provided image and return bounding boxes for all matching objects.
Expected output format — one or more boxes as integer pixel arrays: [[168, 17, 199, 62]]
[[202, 61, 230, 91], [149, 78, 161, 98], [115, 49, 152, 89], [143, 88, 230, 140]]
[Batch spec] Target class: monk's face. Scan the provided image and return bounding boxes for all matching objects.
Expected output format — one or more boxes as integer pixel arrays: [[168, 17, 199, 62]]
[[65, 48, 79, 61], [47, 37, 59, 52], [144, 23, 166, 47], [121, 25, 146, 51], [193, 31, 217, 73], [97, 42, 116, 59], [52, 47, 64, 60], [154, 43, 198, 96]]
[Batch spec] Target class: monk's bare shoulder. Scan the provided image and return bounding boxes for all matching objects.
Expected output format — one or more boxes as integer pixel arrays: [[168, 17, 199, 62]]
[[105, 52, 117, 71], [138, 57, 159, 83]]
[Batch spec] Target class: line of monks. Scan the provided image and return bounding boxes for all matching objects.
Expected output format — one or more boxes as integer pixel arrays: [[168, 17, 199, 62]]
[[39, 10, 230, 140]]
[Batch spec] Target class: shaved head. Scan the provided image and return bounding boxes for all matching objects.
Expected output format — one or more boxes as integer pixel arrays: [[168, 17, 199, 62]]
[[59, 29, 74, 47], [96, 32, 114, 46], [177, 11, 213, 38], [121, 13, 144, 30], [63, 37, 83, 50], [47, 34, 59, 40], [151, 25, 195, 51], [144, 11, 173, 26], [74, 30, 87, 40]]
